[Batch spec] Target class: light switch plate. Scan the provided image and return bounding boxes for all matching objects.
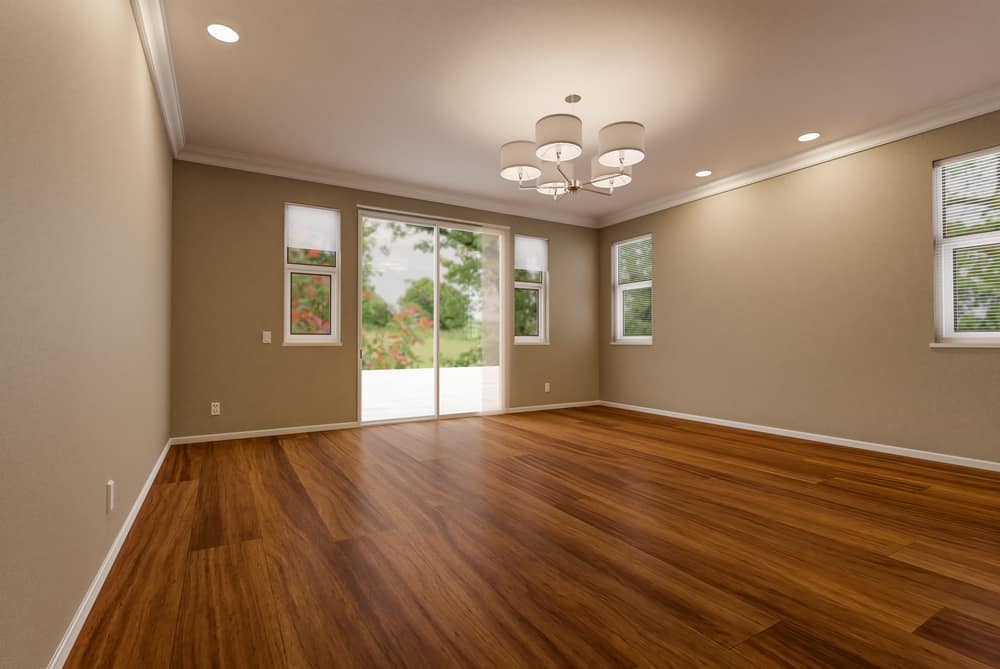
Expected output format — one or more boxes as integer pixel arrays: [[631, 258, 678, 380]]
[[262, 330, 272, 344]]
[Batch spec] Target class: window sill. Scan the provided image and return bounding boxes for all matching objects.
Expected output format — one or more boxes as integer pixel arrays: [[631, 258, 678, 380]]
[[930, 341, 1000, 349], [515, 340, 549, 346], [282, 340, 343, 347], [610, 339, 652, 346]]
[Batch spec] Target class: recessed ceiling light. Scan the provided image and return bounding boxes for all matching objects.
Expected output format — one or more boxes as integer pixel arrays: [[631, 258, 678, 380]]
[[695, 170, 712, 178], [207, 24, 239, 43], [798, 131, 821, 142]]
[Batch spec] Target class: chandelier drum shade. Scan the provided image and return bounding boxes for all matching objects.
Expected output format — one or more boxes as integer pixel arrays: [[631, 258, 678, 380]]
[[500, 141, 541, 183], [598, 122, 646, 167], [534, 114, 583, 163], [499, 95, 645, 200]]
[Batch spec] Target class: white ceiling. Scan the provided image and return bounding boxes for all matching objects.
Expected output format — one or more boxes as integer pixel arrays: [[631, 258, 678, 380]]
[[164, 0, 1000, 226]]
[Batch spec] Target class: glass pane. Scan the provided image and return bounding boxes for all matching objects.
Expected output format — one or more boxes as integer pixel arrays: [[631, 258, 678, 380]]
[[514, 288, 540, 337], [287, 248, 336, 267], [617, 237, 652, 283], [286, 204, 339, 265], [439, 227, 502, 415], [942, 151, 1000, 238], [360, 217, 435, 421], [514, 269, 544, 283], [289, 273, 331, 334], [622, 286, 652, 337], [953, 242, 1000, 332]]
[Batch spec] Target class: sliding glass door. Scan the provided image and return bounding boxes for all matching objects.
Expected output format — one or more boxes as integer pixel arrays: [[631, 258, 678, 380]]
[[359, 212, 504, 422], [437, 227, 502, 415]]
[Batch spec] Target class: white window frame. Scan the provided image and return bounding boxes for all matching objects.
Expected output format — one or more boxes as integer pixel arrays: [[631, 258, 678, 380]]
[[283, 202, 341, 346], [513, 234, 549, 345], [611, 234, 652, 345], [933, 147, 1000, 346], [514, 274, 548, 345]]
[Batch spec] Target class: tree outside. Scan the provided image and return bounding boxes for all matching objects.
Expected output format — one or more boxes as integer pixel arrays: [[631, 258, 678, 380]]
[[361, 219, 499, 370]]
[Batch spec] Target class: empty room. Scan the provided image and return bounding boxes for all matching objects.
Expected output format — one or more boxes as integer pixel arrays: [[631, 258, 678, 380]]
[[5, 0, 1000, 667]]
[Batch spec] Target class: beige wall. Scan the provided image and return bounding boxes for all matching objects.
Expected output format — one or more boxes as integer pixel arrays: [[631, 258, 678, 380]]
[[0, 2, 173, 667], [600, 111, 1000, 462], [171, 162, 599, 437]]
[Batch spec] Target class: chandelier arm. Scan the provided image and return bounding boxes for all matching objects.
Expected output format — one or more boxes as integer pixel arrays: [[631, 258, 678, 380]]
[[579, 185, 614, 197], [581, 169, 626, 187], [555, 162, 573, 186]]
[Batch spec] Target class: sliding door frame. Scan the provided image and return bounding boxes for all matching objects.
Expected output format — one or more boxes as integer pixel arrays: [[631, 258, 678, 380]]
[[356, 206, 510, 425]]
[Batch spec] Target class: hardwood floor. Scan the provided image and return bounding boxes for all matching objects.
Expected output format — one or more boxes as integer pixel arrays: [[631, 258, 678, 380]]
[[67, 406, 1000, 668]]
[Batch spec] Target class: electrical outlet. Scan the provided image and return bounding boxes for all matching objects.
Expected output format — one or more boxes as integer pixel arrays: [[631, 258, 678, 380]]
[[262, 330, 272, 344], [106, 480, 115, 513], [544, 382, 551, 393], [210, 401, 221, 416]]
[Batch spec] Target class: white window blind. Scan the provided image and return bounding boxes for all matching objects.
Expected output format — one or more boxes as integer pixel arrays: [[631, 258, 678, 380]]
[[514, 235, 548, 273], [612, 235, 652, 343], [514, 235, 548, 343], [935, 147, 1000, 342]]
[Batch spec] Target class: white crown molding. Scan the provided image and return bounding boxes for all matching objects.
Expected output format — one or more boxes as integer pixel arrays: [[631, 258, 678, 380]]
[[47, 441, 172, 669], [177, 144, 597, 228], [130, 0, 184, 155], [601, 401, 1000, 472], [599, 84, 1000, 227]]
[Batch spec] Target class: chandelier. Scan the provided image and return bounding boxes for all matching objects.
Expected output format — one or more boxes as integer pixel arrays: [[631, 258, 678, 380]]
[[499, 94, 645, 200]]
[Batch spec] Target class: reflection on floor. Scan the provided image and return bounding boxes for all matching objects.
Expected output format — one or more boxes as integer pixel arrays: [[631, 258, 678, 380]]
[[361, 366, 501, 421]]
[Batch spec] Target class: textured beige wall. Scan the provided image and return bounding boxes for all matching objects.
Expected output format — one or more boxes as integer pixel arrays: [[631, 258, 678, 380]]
[[171, 162, 599, 437], [0, 2, 173, 667], [600, 111, 1000, 462]]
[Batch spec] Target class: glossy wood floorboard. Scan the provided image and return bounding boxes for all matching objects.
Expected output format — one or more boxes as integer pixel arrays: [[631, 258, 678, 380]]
[[67, 406, 1000, 668]]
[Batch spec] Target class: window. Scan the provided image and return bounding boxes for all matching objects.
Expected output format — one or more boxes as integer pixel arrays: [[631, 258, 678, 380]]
[[284, 203, 341, 345], [514, 235, 548, 344], [934, 147, 1000, 344], [612, 234, 652, 343]]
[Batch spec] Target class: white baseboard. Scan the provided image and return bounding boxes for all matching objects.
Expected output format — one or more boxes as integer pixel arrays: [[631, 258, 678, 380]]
[[506, 400, 602, 414], [169, 405, 605, 444], [47, 440, 172, 669], [599, 401, 1000, 473], [169, 420, 360, 445]]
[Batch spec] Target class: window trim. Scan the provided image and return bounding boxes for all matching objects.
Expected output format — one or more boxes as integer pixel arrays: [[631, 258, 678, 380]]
[[933, 150, 1000, 345], [513, 234, 549, 345], [611, 234, 653, 345], [283, 202, 342, 346], [514, 275, 548, 344]]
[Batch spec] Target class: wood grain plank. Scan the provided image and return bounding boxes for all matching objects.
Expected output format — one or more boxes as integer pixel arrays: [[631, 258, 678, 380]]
[[244, 437, 409, 668], [154, 443, 205, 484], [170, 540, 286, 668], [66, 481, 198, 668], [188, 439, 260, 550], [916, 608, 1000, 667], [736, 621, 882, 668], [422, 454, 779, 648]]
